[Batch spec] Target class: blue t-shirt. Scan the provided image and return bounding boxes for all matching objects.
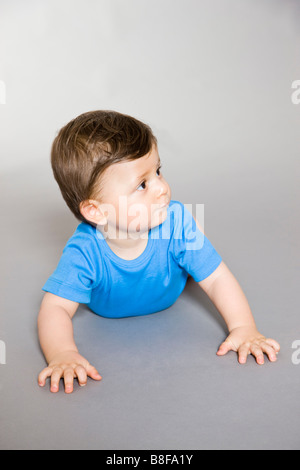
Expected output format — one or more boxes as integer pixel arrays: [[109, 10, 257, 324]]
[[42, 200, 222, 318]]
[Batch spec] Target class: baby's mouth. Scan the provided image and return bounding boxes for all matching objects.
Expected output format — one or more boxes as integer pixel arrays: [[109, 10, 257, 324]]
[[157, 198, 170, 209]]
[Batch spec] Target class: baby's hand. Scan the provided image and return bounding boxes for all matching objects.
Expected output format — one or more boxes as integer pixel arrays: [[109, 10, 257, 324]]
[[217, 326, 280, 365], [38, 350, 102, 393]]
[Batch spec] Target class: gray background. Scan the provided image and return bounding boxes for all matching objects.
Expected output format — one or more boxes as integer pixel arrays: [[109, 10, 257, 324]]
[[0, 0, 299, 450]]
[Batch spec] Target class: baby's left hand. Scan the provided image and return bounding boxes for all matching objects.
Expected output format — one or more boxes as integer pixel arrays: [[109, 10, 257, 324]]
[[217, 326, 280, 365]]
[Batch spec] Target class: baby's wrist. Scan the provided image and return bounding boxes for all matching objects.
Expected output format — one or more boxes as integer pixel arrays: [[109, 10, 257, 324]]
[[47, 348, 79, 365], [228, 323, 258, 334]]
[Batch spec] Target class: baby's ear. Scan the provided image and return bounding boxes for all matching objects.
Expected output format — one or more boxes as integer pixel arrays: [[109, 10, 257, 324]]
[[79, 200, 107, 226]]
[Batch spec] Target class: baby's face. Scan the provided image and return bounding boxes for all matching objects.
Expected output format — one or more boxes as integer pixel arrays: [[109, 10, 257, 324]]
[[96, 145, 171, 238]]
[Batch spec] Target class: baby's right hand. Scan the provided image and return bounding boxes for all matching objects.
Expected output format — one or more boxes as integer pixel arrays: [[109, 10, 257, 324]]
[[38, 350, 102, 394]]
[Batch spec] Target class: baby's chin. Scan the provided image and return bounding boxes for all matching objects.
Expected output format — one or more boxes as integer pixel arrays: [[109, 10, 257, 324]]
[[125, 204, 170, 237], [149, 205, 169, 229]]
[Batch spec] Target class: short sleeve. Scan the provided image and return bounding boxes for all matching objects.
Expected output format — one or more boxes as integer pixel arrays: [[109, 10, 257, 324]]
[[172, 201, 222, 282], [42, 233, 101, 303]]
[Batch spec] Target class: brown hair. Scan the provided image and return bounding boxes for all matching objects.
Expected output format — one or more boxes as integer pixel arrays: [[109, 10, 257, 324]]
[[51, 110, 157, 221]]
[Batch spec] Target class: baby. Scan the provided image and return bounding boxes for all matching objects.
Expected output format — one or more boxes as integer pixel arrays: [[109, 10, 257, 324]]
[[38, 110, 280, 394]]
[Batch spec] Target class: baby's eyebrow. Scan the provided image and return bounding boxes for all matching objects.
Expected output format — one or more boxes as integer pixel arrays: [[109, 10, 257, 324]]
[[134, 158, 161, 182]]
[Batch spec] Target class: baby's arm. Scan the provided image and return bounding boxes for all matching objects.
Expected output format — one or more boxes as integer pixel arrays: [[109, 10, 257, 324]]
[[37, 292, 101, 393], [199, 262, 280, 364]]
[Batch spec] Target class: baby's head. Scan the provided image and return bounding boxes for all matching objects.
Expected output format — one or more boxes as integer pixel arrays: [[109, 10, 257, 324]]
[[51, 110, 171, 235]]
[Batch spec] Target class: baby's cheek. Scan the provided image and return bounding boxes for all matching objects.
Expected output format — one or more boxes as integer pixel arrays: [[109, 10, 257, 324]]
[[151, 206, 168, 228]]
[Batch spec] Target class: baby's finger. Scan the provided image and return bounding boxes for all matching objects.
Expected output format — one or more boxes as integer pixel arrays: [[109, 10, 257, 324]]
[[265, 338, 280, 353], [38, 367, 53, 386], [63, 367, 76, 394], [260, 342, 277, 362], [237, 344, 250, 364], [250, 344, 264, 365], [86, 364, 102, 381], [217, 340, 235, 356], [50, 367, 64, 393], [75, 365, 88, 387]]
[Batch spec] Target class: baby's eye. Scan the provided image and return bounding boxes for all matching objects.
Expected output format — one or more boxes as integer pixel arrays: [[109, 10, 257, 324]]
[[156, 166, 161, 176], [137, 181, 147, 191]]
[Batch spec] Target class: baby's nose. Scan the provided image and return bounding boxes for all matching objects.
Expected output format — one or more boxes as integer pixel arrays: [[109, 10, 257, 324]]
[[157, 179, 169, 197]]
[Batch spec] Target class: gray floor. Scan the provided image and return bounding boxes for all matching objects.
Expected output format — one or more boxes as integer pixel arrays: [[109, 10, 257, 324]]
[[0, 156, 299, 450]]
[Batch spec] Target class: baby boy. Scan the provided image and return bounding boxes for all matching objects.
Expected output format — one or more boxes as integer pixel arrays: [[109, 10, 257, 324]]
[[38, 110, 280, 393]]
